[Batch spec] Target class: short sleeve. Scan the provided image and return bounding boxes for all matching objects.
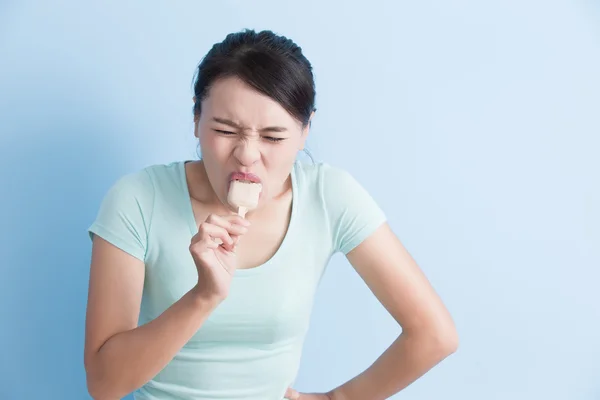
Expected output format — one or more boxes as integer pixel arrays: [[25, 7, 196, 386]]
[[321, 164, 387, 254], [87, 169, 155, 262]]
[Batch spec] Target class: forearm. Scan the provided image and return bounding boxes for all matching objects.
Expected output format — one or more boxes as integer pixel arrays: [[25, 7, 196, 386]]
[[328, 331, 458, 400], [86, 287, 219, 399]]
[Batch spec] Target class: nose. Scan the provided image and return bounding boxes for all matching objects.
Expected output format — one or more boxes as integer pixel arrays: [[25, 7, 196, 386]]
[[233, 135, 261, 167]]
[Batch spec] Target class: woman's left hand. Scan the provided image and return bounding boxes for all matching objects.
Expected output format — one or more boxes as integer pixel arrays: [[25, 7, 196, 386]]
[[284, 387, 332, 399]]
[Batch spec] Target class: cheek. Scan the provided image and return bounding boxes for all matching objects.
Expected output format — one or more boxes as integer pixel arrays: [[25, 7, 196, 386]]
[[200, 132, 230, 159], [264, 143, 300, 183], [263, 143, 295, 165]]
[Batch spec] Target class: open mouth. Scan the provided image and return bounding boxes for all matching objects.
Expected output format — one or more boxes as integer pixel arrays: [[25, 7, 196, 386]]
[[229, 171, 262, 184]]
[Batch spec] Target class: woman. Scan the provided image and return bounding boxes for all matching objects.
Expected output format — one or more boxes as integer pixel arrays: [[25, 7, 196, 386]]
[[84, 29, 458, 400]]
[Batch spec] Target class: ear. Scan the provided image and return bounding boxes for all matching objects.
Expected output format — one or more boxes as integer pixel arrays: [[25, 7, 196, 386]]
[[193, 96, 200, 135], [299, 111, 315, 150]]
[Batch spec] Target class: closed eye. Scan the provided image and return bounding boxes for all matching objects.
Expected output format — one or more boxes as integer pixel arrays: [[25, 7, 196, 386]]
[[214, 129, 236, 135], [214, 129, 285, 143], [264, 137, 286, 143]]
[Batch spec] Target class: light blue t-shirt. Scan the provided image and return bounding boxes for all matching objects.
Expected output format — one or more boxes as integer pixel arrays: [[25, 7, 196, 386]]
[[88, 160, 386, 400]]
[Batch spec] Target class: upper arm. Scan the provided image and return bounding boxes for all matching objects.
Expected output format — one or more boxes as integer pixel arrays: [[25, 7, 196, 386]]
[[346, 223, 458, 344], [84, 170, 154, 368], [320, 164, 387, 254], [320, 163, 457, 344], [84, 236, 145, 367]]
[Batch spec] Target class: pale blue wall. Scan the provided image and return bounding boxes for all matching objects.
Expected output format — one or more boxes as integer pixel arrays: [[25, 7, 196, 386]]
[[1, 1, 599, 399]]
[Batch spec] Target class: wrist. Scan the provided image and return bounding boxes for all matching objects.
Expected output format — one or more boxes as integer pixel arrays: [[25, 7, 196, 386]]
[[190, 285, 224, 308], [326, 388, 349, 400]]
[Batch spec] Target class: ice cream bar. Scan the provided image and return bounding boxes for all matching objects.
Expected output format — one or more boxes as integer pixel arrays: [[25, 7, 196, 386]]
[[227, 180, 262, 217]]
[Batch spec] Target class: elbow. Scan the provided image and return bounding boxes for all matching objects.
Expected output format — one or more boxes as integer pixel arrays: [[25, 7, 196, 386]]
[[428, 312, 460, 357], [86, 383, 105, 400], [85, 356, 144, 400], [85, 353, 102, 399], [439, 328, 459, 355], [85, 356, 123, 400], [85, 367, 111, 400], [86, 373, 126, 400], [86, 374, 106, 400], [406, 323, 459, 360], [432, 323, 459, 357]]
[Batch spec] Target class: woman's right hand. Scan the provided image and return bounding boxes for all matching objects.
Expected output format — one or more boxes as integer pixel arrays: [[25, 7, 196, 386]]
[[189, 213, 250, 302]]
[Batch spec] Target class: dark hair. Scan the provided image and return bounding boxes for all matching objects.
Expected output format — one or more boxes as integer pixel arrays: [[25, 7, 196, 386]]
[[192, 29, 316, 126]]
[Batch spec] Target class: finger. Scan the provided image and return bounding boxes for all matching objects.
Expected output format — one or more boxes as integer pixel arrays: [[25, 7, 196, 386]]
[[212, 213, 251, 228], [197, 223, 234, 250], [224, 213, 252, 227], [188, 237, 219, 260], [207, 214, 250, 232], [285, 387, 300, 400], [205, 214, 250, 235], [190, 233, 221, 252], [197, 223, 232, 244]]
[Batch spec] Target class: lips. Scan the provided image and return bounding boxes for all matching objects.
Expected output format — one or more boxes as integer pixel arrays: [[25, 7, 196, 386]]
[[229, 171, 262, 184]]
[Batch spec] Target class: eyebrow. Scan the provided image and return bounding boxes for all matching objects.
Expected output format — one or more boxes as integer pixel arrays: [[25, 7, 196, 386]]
[[212, 117, 288, 133]]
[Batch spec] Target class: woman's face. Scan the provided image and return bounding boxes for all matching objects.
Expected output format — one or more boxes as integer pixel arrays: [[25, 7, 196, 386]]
[[195, 76, 310, 211]]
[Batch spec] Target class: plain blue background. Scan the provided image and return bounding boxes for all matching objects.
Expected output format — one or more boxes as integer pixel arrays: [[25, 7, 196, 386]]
[[1, 1, 599, 399]]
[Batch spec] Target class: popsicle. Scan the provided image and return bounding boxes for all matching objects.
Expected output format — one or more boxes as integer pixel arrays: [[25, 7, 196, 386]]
[[227, 180, 262, 217]]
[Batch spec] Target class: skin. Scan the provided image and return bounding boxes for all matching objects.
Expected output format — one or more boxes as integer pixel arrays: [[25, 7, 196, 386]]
[[84, 75, 458, 400]]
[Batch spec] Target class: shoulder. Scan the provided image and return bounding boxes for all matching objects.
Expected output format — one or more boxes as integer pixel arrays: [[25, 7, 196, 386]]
[[98, 160, 187, 211], [105, 160, 184, 198], [294, 161, 386, 254], [106, 166, 154, 200], [294, 160, 359, 189], [294, 160, 370, 203]]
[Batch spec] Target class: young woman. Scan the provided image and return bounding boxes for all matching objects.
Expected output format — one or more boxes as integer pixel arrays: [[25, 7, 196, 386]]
[[84, 29, 458, 400]]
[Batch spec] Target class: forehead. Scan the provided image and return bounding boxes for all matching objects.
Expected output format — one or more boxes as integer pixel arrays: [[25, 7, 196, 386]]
[[202, 76, 299, 128]]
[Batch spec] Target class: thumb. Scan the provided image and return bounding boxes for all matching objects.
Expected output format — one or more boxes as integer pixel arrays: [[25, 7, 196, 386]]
[[285, 387, 301, 400]]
